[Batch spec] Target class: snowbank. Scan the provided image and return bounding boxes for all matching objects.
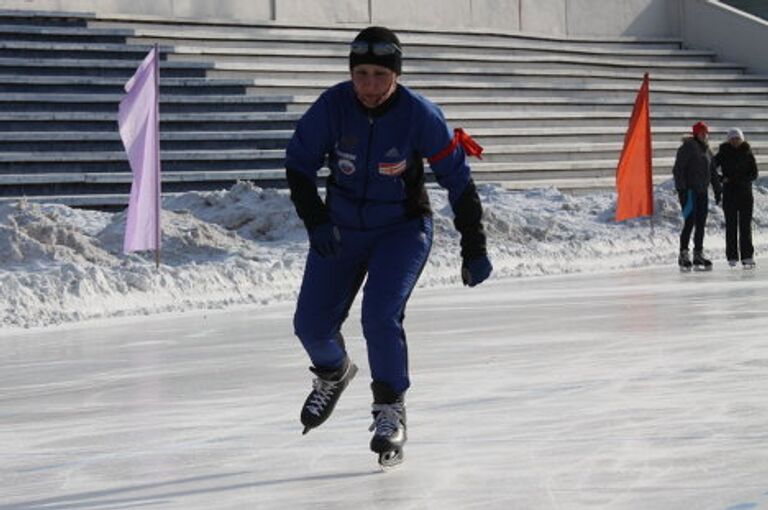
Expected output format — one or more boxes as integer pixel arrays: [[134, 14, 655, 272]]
[[2, 180, 766, 329]]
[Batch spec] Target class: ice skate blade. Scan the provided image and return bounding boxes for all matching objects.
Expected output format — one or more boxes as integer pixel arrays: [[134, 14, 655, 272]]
[[378, 449, 404, 470], [679, 266, 692, 273], [693, 265, 712, 272], [302, 426, 311, 435]]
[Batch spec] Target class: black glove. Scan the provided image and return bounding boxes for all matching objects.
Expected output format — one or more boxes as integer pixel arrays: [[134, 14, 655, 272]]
[[309, 223, 342, 258], [462, 255, 493, 287]]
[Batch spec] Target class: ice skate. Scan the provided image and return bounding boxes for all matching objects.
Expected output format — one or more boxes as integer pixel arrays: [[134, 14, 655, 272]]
[[742, 258, 756, 270], [369, 382, 406, 469], [301, 358, 358, 435], [692, 250, 712, 271], [678, 249, 693, 272]]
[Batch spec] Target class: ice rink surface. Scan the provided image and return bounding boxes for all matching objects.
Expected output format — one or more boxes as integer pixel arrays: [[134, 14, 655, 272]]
[[3, 266, 768, 510]]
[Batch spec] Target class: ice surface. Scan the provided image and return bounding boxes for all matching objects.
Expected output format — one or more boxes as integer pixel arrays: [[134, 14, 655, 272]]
[[2, 266, 768, 509]]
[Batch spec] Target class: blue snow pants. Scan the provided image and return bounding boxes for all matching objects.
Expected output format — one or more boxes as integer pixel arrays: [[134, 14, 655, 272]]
[[293, 216, 433, 394]]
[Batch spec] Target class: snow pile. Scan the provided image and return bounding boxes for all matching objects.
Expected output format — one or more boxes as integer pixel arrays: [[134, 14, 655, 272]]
[[2, 179, 767, 329]]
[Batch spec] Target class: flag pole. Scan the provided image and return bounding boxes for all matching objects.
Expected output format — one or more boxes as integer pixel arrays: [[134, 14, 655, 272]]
[[647, 73, 654, 243], [154, 43, 161, 270]]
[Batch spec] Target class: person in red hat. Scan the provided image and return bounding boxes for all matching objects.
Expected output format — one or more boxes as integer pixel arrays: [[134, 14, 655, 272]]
[[672, 121, 722, 271]]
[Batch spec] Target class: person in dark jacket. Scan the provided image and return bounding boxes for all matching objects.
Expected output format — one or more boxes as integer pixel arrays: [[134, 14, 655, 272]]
[[285, 26, 492, 465], [672, 121, 722, 271], [712, 128, 759, 268]]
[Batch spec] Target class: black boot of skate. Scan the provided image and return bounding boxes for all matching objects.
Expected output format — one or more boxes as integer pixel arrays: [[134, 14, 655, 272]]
[[369, 381, 407, 468], [300, 357, 358, 435], [693, 250, 712, 271], [678, 249, 692, 272]]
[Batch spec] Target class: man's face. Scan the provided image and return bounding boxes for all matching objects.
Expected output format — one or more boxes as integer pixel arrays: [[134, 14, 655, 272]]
[[696, 131, 709, 144], [729, 136, 743, 148], [351, 64, 398, 109]]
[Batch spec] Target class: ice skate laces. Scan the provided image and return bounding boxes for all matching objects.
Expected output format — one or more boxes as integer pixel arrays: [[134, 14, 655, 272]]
[[305, 378, 339, 417], [369, 403, 405, 437]]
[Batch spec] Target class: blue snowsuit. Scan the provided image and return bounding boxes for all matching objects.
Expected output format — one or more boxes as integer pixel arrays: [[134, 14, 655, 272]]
[[285, 81, 487, 394]]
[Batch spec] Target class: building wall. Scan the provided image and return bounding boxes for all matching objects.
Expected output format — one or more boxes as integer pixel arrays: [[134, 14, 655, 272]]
[[681, 0, 768, 74], [3, 0, 681, 37]]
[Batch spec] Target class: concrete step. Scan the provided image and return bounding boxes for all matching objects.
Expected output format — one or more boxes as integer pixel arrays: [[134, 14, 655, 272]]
[[0, 23, 132, 45], [0, 53, 748, 81], [4, 125, 768, 153], [2, 138, 765, 171], [467, 125, 768, 145], [243, 78, 768, 100], [0, 56, 210, 78], [470, 154, 768, 181], [1, 57, 760, 89], [166, 48, 743, 73], [0, 111, 301, 131], [129, 33, 716, 63], [0, 93, 295, 113], [203, 65, 766, 87], [0, 149, 285, 173], [0, 9, 94, 28], [4, 109, 768, 132], [426, 96, 768, 115], [7, 92, 768, 118], [0, 130, 293, 152], [87, 18, 684, 50], [0, 40, 172, 60], [0, 74, 252, 95], [1, 38, 727, 72], [119, 26, 703, 56]]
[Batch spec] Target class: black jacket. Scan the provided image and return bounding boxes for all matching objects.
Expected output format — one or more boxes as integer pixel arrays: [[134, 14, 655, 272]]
[[672, 137, 721, 195], [712, 141, 758, 194]]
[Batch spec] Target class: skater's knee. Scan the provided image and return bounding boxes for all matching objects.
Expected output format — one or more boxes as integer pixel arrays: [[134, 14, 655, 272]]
[[361, 309, 402, 339], [294, 309, 333, 340]]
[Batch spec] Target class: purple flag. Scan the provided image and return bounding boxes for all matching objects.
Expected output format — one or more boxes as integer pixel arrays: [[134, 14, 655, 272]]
[[119, 46, 161, 254]]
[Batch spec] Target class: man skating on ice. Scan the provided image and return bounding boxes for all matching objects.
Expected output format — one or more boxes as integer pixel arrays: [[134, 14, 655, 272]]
[[285, 26, 492, 467]]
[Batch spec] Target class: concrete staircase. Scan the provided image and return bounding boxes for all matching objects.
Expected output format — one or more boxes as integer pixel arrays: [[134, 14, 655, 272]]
[[2, 9, 767, 207]]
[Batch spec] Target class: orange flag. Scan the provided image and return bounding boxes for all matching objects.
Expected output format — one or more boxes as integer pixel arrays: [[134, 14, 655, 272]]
[[615, 73, 653, 222]]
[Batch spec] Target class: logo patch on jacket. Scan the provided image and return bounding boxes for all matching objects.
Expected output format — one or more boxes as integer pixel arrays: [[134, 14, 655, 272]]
[[339, 159, 356, 175], [378, 159, 407, 176], [335, 143, 357, 175]]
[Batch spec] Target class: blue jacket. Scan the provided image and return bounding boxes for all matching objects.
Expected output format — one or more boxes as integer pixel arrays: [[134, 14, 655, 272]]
[[286, 81, 486, 258]]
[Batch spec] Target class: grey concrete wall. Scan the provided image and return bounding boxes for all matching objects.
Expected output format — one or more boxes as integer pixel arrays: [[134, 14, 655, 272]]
[[682, 0, 768, 74], [520, 0, 566, 36], [0, 0, 273, 20], [565, 0, 681, 37], [3, 0, 682, 37], [276, 0, 367, 24]]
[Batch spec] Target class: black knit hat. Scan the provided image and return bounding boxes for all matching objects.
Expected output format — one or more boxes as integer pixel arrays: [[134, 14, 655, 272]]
[[349, 26, 402, 75]]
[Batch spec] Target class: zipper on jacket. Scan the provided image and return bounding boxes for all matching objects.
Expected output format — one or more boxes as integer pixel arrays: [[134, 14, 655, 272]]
[[359, 115, 374, 229]]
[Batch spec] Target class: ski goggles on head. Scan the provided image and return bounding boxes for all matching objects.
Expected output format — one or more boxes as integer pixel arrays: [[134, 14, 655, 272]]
[[350, 40, 402, 56]]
